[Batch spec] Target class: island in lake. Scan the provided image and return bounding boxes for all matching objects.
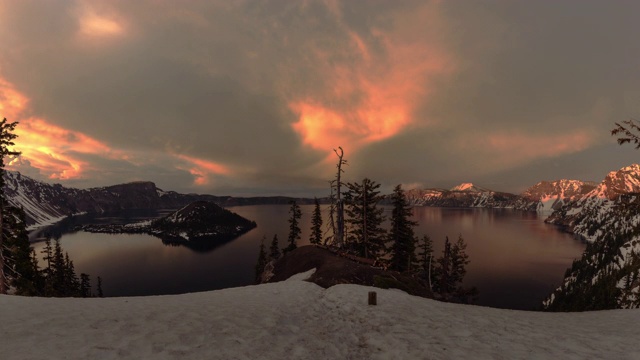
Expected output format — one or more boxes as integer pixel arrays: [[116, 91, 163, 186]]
[[79, 201, 257, 252]]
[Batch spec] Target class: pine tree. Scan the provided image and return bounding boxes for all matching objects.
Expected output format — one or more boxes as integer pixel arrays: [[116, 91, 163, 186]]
[[96, 276, 104, 297], [41, 238, 54, 296], [435, 237, 453, 295], [255, 236, 267, 283], [51, 239, 66, 295], [344, 178, 386, 259], [63, 253, 80, 296], [310, 198, 323, 245], [4, 206, 39, 295], [269, 234, 281, 260], [80, 273, 91, 298], [388, 184, 417, 272], [450, 235, 470, 287], [0, 118, 20, 294], [612, 119, 640, 148], [283, 200, 301, 253], [418, 235, 434, 289]]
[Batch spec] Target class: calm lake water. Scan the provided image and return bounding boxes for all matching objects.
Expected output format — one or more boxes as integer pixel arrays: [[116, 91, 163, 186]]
[[31, 205, 585, 310]]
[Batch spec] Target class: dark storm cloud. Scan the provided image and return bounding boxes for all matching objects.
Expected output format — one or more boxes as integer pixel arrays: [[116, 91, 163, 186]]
[[1, 0, 640, 195]]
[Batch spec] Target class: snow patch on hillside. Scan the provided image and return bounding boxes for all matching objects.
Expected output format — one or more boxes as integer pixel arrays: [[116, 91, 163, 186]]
[[2, 279, 640, 359]]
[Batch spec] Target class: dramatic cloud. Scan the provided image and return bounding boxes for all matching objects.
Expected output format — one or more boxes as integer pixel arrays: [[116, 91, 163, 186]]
[[1, 0, 640, 195]]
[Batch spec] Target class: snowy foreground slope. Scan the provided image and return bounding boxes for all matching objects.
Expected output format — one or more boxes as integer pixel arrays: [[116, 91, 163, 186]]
[[2, 277, 639, 360]]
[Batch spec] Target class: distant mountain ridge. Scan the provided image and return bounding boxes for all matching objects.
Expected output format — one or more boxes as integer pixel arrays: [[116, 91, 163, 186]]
[[3, 171, 315, 229], [400, 181, 597, 212]]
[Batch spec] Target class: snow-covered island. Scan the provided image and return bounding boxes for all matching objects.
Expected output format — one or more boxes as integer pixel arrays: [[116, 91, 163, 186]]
[[2, 273, 639, 359], [79, 201, 257, 251]]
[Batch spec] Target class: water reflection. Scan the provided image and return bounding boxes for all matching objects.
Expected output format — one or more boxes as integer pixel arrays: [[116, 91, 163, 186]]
[[30, 205, 585, 310]]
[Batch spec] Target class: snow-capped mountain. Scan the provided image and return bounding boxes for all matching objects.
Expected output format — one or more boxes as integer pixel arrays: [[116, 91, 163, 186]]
[[520, 179, 597, 213], [402, 184, 539, 211], [3, 171, 314, 229], [449, 182, 490, 192], [544, 164, 640, 310]]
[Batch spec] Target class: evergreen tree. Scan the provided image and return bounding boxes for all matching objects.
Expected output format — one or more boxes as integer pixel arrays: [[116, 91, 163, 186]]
[[450, 235, 470, 286], [612, 119, 640, 148], [388, 184, 417, 272], [255, 236, 267, 283], [310, 198, 323, 245], [79, 273, 91, 298], [344, 178, 386, 259], [435, 237, 453, 294], [418, 235, 434, 289], [4, 206, 39, 295], [96, 276, 104, 298], [51, 239, 65, 295], [283, 200, 301, 253], [29, 248, 44, 295], [0, 118, 20, 294], [269, 234, 281, 260], [41, 238, 54, 296], [63, 253, 80, 296]]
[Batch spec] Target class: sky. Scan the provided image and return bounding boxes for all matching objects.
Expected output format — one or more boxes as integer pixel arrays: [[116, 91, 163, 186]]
[[1, 0, 640, 196]]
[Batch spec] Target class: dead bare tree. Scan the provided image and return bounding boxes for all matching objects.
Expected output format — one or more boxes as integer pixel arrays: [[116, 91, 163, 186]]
[[326, 147, 347, 247]]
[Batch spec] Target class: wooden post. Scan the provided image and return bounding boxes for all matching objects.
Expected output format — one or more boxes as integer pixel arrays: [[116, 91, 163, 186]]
[[368, 291, 377, 305]]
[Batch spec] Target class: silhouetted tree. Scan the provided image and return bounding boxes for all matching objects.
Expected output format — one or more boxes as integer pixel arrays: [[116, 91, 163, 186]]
[[328, 147, 347, 247], [612, 119, 640, 149], [434, 237, 453, 294], [4, 206, 39, 295], [418, 235, 434, 290], [0, 118, 20, 294], [269, 234, 281, 260], [96, 276, 104, 298], [255, 236, 267, 283], [450, 235, 470, 286], [63, 253, 79, 296], [389, 184, 417, 272], [310, 198, 323, 245], [433, 235, 471, 300], [80, 273, 91, 298], [283, 200, 301, 253], [344, 178, 386, 259]]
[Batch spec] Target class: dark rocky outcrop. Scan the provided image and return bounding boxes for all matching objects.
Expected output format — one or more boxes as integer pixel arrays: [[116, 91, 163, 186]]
[[264, 245, 433, 298]]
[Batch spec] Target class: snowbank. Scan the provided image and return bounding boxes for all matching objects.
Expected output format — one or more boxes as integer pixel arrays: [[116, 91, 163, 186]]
[[2, 279, 639, 359]]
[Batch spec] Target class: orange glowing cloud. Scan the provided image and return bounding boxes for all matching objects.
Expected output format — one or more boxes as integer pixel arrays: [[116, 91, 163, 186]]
[[12, 117, 123, 180], [0, 76, 125, 180], [76, 2, 125, 40], [175, 154, 230, 186], [289, 2, 453, 155]]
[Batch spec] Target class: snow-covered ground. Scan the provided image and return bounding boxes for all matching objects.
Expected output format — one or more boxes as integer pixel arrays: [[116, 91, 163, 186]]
[[2, 275, 639, 359]]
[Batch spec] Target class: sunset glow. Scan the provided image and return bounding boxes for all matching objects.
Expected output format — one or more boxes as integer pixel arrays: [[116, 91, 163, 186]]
[[0, 75, 123, 180], [175, 154, 230, 186], [1, 0, 633, 193], [289, 2, 452, 155], [80, 15, 123, 37], [12, 118, 121, 180]]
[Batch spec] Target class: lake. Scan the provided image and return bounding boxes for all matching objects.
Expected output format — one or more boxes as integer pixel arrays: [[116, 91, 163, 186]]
[[30, 205, 585, 310]]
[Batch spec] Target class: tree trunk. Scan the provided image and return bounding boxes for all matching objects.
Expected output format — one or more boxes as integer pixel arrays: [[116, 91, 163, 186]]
[[363, 180, 368, 259], [334, 147, 345, 248]]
